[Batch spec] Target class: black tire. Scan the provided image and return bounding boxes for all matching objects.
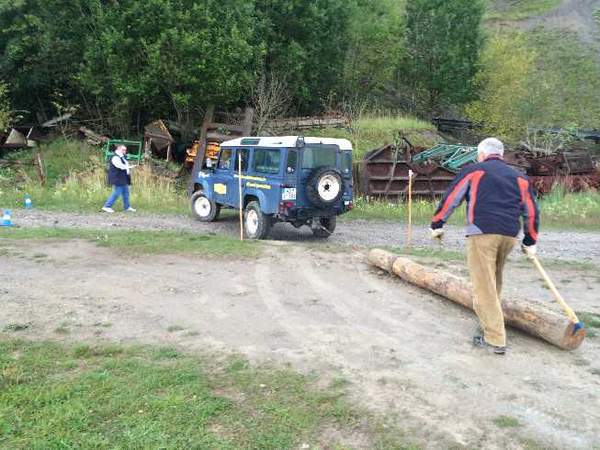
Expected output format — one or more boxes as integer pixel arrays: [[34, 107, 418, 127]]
[[312, 217, 336, 238], [244, 201, 271, 240], [306, 166, 344, 208], [191, 191, 220, 222]]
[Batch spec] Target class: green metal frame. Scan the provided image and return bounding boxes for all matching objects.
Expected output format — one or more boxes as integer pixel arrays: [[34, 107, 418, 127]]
[[102, 139, 143, 162], [411, 143, 478, 173], [411, 143, 460, 164]]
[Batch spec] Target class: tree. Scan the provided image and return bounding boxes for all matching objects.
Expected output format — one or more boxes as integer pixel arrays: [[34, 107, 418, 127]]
[[343, 0, 405, 104], [251, 71, 291, 134], [466, 33, 536, 140], [402, 0, 485, 115], [467, 30, 600, 143], [0, 0, 90, 120], [79, 0, 261, 134], [0, 81, 11, 131], [255, 0, 353, 112]]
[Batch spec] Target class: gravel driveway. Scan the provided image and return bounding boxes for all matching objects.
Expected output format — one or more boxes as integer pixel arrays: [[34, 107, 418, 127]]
[[9, 209, 600, 265]]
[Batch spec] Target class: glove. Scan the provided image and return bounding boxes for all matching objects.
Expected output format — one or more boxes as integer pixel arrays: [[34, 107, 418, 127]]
[[430, 227, 444, 241], [521, 244, 537, 259]]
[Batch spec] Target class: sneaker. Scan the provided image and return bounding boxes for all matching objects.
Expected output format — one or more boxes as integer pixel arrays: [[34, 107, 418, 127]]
[[473, 335, 506, 355], [125, 207, 136, 212], [101, 207, 114, 213]]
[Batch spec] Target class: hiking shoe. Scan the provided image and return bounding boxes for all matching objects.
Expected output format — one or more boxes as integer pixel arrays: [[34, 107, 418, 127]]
[[101, 207, 114, 213], [125, 207, 136, 212], [473, 335, 506, 355]]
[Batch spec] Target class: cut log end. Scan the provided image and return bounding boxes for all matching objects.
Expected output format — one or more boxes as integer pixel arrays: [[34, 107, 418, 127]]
[[560, 323, 586, 350]]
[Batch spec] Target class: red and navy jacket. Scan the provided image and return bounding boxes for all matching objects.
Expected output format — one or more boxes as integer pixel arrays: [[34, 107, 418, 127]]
[[430, 156, 540, 245]]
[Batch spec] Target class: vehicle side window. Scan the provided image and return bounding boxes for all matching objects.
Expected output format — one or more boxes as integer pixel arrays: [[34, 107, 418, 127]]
[[342, 151, 352, 175], [286, 149, 297, 174], [235, 148, 250, 172], [217, 148, 232, 170], [253, 148, 281, 174]]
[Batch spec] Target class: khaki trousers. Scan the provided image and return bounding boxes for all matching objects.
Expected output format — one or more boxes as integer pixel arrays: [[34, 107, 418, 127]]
[[467, 234, 517, 347]]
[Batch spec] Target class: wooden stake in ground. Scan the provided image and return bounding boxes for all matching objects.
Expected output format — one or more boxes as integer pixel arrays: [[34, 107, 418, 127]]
[[407, 169, 413, 248], [238, 152, 244, 241], [368, 248, 585, 350]]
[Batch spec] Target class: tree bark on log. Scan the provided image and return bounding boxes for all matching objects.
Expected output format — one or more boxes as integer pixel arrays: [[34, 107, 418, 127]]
[[368, 249, 585, 350]]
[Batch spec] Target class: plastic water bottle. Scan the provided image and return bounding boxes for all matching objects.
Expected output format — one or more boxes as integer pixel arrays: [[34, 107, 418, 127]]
[[24, 194, 33, 209], [1, 209, 12, 227]]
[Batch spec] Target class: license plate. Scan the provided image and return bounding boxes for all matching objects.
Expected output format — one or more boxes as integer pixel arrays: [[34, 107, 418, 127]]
[[281, 188, 296, 200]]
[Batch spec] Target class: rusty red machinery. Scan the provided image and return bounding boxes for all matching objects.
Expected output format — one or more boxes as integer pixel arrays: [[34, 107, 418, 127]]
[[522, 151, 600, 194], [360, 137, 599, 199], [361, 138, 458, 198]]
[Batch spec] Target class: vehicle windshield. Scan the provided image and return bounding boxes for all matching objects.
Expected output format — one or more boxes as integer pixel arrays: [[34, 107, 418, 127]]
[[301, 144, 338, 169]]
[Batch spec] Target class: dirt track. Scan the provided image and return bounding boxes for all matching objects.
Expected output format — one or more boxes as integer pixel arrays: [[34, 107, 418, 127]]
[[519, 0, 600, 44], [2, 235, 600, 449], [12, 209, 600, 266], [492, 0, 600, 45]]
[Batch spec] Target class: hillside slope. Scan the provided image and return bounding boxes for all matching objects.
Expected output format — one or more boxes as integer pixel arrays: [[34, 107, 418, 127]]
[[489, 0, 600, 45]]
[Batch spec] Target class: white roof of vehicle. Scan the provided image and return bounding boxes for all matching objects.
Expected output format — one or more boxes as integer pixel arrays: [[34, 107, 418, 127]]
[[221, 136, 353, 151]]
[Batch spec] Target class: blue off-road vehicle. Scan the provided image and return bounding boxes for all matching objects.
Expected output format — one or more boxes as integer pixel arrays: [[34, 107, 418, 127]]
[[190, 136, 354, 239]]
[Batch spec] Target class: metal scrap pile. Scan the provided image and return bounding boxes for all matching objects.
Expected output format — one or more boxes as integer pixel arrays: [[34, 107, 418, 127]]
[[508, 150, 600, 194], [360, 138, 599, 199], [360, 138, 463, 198]]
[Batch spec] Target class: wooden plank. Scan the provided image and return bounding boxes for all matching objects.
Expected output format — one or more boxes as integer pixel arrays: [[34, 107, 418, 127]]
[[206, 132, 238, 142], [188, 105, 214, 194], [208, 123, 246, 133]]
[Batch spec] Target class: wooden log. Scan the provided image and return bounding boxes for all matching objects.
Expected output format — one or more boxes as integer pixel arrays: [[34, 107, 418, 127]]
[[368, 249, 585, 350], [78, 126, 109, 145]]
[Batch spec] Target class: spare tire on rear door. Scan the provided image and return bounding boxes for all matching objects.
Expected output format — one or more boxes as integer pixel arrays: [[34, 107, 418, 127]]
[[305, 166, 344, 208]]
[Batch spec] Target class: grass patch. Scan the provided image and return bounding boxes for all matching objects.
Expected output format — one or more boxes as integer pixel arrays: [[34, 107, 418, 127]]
[[578, 312, 600, 338], [0, 339, 412, 449], [540, 258, 599, 272], [167, 325, 185, 333], [53, 326, 69, 335], [0, 138, 187, 214], [539, 189, 600, 230], [486, 0, 561, 21], [0, 227, 261, 257], [493, 415, 521, 428], [3, 323, 31, 332], [312, 114, 437, 160]]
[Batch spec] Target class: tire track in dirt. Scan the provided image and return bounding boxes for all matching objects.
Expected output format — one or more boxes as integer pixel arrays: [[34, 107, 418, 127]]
[[292, 250, 499, 446], [253, 250, 351, 368], [293, 248, 600, 448]]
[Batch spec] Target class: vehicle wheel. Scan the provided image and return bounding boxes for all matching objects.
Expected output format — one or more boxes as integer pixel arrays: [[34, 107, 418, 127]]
[[312, 217, 336, 238], [244, 201, 271, 240], [191, 191, 220, 222], [306, 166, 344, 208]]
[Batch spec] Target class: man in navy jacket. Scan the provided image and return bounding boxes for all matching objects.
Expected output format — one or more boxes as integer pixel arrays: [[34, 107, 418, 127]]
[[430, 138, 540, 354], [102, 145, 136, 213]]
